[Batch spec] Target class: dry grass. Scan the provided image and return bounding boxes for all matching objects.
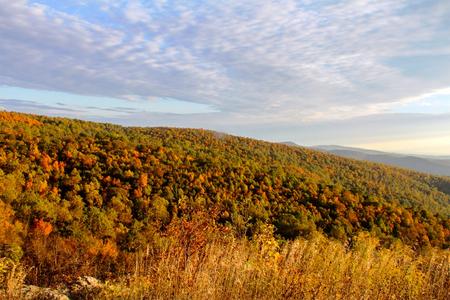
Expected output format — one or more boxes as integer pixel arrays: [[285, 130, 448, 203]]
[[99, 231, 449, 300], [1, 229, 449, 299], [0, 258, 27, 299]]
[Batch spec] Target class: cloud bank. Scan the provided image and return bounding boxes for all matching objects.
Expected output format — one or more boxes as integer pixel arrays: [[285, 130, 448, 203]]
[[0, 0, 450, 153]]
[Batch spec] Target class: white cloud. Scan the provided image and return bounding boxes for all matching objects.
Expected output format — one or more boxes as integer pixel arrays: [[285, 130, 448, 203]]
[[124, 0, 152, 24], [0, 0, 449, 124]]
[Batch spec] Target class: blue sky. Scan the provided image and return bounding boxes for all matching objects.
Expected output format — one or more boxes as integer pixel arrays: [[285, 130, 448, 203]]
[[0, 0, 450, 155]]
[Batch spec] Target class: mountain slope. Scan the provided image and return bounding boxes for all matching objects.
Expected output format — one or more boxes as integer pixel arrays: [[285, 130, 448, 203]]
[[314, 145, 450, 177], [0, 111, 449, 275], [0, 111, 449, 287]]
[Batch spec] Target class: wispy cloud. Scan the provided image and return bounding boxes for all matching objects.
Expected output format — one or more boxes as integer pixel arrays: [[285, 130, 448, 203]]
[[0, 99, 85, 114], [0, 0, 450, 153], [1, 0, 449, 121]]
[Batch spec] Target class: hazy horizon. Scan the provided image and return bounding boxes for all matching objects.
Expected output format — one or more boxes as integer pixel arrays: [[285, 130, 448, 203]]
[[1, 0, 450, 155]]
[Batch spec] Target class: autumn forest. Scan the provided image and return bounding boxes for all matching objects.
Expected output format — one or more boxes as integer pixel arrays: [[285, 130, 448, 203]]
[[0, 111, 449, 299]]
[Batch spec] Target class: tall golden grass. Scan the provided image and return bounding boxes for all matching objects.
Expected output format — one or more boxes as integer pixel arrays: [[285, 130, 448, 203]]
[[100, 229, 449, 300], [1, 227, 449, 299]]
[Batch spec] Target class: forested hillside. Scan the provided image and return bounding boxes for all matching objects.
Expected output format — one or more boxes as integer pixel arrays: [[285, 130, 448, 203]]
[[0, 111, 449, 290]]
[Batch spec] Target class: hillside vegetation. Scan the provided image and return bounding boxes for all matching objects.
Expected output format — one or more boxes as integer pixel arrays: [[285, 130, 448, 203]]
[[0, 111, 449, 296]]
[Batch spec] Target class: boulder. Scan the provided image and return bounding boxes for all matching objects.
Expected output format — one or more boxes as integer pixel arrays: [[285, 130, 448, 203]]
[[21, 284, 69, 300], [69, 276, 103, 299]]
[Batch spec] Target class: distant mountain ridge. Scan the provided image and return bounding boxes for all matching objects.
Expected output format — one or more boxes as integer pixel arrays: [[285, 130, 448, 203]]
[[310, 144, 450, 177]]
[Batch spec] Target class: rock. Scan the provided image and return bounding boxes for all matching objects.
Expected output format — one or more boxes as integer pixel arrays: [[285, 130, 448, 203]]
[[21, 284, 69, 300], [18, 276, 104, 300], [69, 276, 103, 299], [73, 276, 102, 289]]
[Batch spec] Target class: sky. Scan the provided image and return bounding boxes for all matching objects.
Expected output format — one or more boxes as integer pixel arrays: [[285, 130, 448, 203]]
[[1, 0, 450, 155]]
